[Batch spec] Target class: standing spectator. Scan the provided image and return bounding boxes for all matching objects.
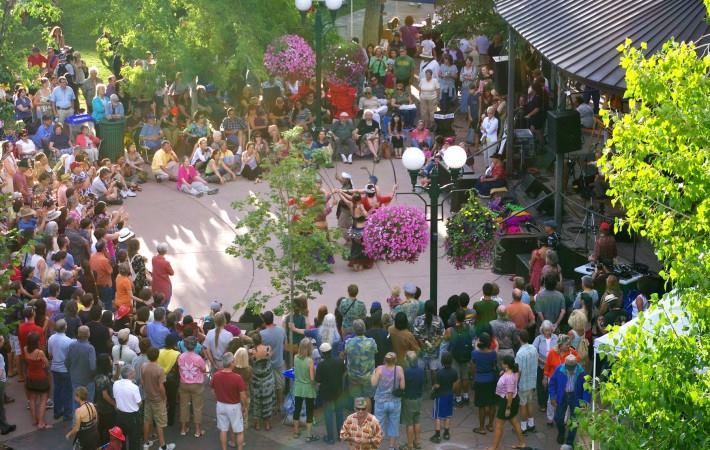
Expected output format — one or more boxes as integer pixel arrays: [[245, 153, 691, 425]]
[[412, 299, 445, 381], [489, 305, 517, 364], [211, 352, 248, 450], [548, 354, 591, 446], [340, 397, 383, 450], [158, 335, 181, 427], [535, 273, 567, 331], [471, 332, 497, 435], [371, 352, 404, 450], [147, 307, 170, 349], [94, 354, 117, 444], [543, 335, 579, 426], [0, 335, 16, 435], [507, 288, 536, 331], [90, 240, 114, 311], [417, 70, 439, 129], [488, 355, 526, 450], [151, 243, 174, 307], [394, 47, 415, 86], [365, 310, 392, 367], [86, 304, 112, 356], [249, 333, 275, 431], [337, 284, 366, 335], [430, 352, 458, 443], [316, 342, 346, 444], [515, 330, 538, 434], [112, 328, 137, 365], [345, 319, 378, 410], [51, 76, 76, 123], [114, 365, 142, 450], [48, 319, 73, 422], [388, 312, 420, 365], [142, 347, 175, 450], [401, 351, 424, 450], [177, 336, 205, 437], [473, 282, 499, 335], [392, 282, 420, 329], [292, 339, 318, 441], [24, 332, 51, 429], [532, 321, 557, 418], [66, 325, 97, 406], [65, 386, 99, 450], [259, 311, 285, 409], [444, 310, 474, 407]]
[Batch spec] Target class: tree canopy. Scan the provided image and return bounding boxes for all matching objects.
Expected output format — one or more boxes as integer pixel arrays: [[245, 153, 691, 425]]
[[435, 0, 504, 42]]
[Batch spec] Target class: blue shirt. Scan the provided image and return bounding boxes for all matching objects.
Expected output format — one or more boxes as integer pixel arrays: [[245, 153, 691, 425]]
[[147, 321, 170, 348], [471, 349, 497, 383], [48, 332, 74, 373], [50, 86, 75, 108], [107, 102, 125, 118], [404, 366, 425, 399], [140, 122, 162, 149], [32, 124, 54, 148], [178, 340, 202, 354], [92, 96, 108, 121]]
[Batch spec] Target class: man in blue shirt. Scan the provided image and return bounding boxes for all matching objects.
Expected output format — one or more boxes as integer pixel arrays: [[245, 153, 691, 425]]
[[139, 113, 163, 151], [31, 115, 54, 150], [147, 307, 170, 348], [105, 94, 125, 120], [50, 76, 76, 123]]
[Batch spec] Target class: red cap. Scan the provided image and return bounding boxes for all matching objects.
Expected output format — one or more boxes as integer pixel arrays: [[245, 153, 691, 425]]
[[599, 221, 611, 232], [70, 161, 81, 171], [109, 426, 126, 441], [115, 304, 131, 321]]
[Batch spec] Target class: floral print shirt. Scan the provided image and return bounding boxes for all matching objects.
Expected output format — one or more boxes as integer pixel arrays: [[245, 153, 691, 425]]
[[412, 314, 445, 358], [340, 413, 383, 450], [345, 335, 378, 384]]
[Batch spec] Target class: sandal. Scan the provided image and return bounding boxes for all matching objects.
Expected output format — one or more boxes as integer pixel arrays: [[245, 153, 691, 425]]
[[228, 441, 237, 448], [473, 428, 487, 435], [180, 430, 188, 436], [486, 425, 494, 432], [305, 435, 320, 443], [194, 430, 205, 438]]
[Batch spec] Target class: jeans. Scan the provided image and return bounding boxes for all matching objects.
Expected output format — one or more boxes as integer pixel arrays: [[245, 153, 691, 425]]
[[116, 410, 142, 450], [555, 392, 579, 445], [399, 107, 417, 129], [0, 381, 10, 431], [72, 380, 95, 410], [322, 398, 345, 442], [374, 399, 401, 438], [180, 181, 210, 196], [98, 286, 114, 312], [52, 371, 73, 420]]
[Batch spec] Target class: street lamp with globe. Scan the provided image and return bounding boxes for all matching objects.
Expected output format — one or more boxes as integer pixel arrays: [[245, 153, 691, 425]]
[[402, 145, 467, 307]]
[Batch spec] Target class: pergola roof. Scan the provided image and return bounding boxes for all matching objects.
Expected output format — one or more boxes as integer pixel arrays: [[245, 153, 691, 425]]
[[496, 0, 710, 91]]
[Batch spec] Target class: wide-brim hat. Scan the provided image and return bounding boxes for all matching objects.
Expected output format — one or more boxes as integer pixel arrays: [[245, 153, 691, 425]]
[[117, 228, 135, 243], [19, 206, 36, 218], [46, 210, 62, 221]]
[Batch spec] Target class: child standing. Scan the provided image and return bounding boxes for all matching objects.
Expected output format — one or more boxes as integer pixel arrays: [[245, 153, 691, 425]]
[[430, 351, 458, 443], [386, 286, 402, 310]]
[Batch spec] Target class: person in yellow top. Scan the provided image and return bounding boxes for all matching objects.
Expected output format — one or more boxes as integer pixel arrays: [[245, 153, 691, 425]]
[[205, 140, 238, 184], [151, 140, 179, 182], [158, 334, 181, 426]]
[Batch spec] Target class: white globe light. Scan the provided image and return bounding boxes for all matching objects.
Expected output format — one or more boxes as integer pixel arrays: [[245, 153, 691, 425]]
[[402, 147, 426, 171], [442, 145, 467, 169], [295, 0, 313, 11], [325, 0, 343, 10]]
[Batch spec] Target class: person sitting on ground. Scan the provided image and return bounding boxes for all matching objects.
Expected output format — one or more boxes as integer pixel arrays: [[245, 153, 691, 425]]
[[151, 140, 179, 182], [176, 156, 218, 197], [409, 120, 433, 149]]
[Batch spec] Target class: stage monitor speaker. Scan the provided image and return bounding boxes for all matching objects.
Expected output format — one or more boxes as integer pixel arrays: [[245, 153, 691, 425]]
[[450, 175, 477, 213], [517, 174, 547, 198], [493, 234, 539, 275], [492, 56, 524, 95], [548, 110, 582, 154]]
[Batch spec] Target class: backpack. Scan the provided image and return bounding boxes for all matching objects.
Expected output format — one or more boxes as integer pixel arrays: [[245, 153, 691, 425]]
[[57, 63, 73, 84], [450, 325, 473, 363]]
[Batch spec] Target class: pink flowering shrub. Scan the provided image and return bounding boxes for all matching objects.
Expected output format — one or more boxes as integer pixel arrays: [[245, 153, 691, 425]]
[[263, 34, 315, 80], [363, 205, 429, 263], [324, 43, 368, 85]]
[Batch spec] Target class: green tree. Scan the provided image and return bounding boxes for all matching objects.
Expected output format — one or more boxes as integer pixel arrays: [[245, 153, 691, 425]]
[[227, 127, 342, 316], [435, 0, 503, 42], [577, 37, 710, 449]]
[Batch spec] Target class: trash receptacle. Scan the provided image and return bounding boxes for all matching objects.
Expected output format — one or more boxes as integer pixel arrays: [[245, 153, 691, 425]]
[[97, 118, 126, 161]]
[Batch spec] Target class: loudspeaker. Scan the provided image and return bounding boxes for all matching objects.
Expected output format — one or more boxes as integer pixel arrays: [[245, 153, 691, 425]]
[[450, 175, 478, 213], [492, 56, 524, 95], [547, 110, 582, 154], [492, 234, 539, 275], [517, 174, 547, 198]]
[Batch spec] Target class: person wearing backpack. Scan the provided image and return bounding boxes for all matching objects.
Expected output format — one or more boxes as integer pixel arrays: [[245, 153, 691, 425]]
[[443, 310, 474, 407]]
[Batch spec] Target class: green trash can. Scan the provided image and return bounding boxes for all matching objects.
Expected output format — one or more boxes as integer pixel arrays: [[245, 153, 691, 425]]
[[97, 118, 126, 161]]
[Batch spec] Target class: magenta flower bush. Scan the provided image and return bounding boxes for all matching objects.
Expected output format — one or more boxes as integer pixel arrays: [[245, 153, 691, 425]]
[[363, 205, 429, 263], [324, 42, 368, 85], [263, 34, 315, 80]]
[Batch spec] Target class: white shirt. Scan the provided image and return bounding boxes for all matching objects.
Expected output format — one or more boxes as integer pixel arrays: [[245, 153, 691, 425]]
[[421, 39, 436, 56], [419, 59, 440, 83], [16, 139, 36, 157], [113, 378, 142, 413], [577, 103, 595, 129], [112, 344, 137, 365], [190, 146, 211, 166], [112, 333, 140, 355], [481, 116, 499, 143], [418, 78, 440, 101], [204, 328, 234, 362]]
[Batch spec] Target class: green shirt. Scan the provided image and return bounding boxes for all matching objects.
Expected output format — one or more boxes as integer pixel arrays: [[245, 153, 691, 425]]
[[293, 356, 316, 398], [473, 298, 499, 334], [369, 56, 387, 78], [394, 55, 415, 81], [338, 297, 366, 332]]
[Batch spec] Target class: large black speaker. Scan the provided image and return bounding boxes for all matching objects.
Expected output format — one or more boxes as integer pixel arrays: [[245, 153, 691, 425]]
[[548, 110, 582, 154], [493, 234, 539, 275], [492, 56, 524, 95], [450, 175, 478, 213], [517, 174, 547, 198]]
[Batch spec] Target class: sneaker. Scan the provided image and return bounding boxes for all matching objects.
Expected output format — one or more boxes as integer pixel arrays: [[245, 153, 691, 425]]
[[196, 192, 204, 198], [120, 190, 128, 199], [46, 399, 53, 409], [429, 434, 441, 444], [162, 444, 176, 450], [143, 440, 155, 450], [207, 188, 219, 195], [455, 399, 464, 408], [155, 175, 163, 183], [524, 425, 536, 434], [126, 190, 137, 197], [442, 429, 450, 440]]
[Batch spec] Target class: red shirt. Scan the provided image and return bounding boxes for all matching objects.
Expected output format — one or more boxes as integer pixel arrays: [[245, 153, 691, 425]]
[[18, 321, 45, 356], [151, 255, 174, 299], [27, 53, 47, 68], [211, 370, 246, 404]]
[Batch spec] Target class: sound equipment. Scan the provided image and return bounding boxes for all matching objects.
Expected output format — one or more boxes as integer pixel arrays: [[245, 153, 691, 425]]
[[517, 174, 546, 198], [450, 175, 477, 213], [492, 56, 524, 95], [492, 234, 539, 275], [547, 110, 582, 154]]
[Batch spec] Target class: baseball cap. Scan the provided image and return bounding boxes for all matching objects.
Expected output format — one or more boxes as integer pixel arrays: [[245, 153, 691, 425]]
[[319, 342, 332, 353], [403, 282, 416, 295]]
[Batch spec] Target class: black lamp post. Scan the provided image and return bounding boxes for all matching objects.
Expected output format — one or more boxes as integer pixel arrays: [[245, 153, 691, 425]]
[[296, 0, 343, 130], [401, 145, 468, 308]]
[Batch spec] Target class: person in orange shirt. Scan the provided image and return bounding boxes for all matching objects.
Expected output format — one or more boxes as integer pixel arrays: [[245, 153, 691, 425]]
[[506, 289, 536, 331], [89, 240, 114, 311], [114, 263, 139, 312], [542, 335, 580, 426]]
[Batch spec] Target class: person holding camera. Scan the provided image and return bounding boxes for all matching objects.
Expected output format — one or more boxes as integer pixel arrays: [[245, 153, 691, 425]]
[[90, 167, 123, 205]]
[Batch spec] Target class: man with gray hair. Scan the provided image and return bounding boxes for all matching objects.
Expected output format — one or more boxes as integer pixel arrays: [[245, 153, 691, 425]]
[[548, 354, 591, 446], [489, 305, 517, 364], [344, 319, 378, 410], [114, 365, 142, 450], [211, 351, 248, 450], [65, 325, 96, 408], [47, 319, 73, 421]]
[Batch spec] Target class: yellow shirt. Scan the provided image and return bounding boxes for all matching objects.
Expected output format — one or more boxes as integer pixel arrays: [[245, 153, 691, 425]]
[[157, 348, 180, 374], [151, 149, 176, 172]]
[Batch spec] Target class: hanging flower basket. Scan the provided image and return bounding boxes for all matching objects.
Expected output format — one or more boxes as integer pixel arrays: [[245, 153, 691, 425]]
[[363, 205, 429, 263], [324, 42, 368, 86], [445, 197, 498, 270], [263, 35, 315, 80]]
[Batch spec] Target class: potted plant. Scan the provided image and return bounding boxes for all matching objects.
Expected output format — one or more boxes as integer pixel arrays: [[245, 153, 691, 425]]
[[445, 196, 498, 269], [363, 205, 429, 263], [323, 42, 368, 86], [263, 34, 315, 80]]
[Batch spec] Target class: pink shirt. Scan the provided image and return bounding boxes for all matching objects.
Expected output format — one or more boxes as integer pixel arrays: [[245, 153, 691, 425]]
[[495, 371, 519, 398], [176, 165, 197, 189], [177, 351, 206, 384]]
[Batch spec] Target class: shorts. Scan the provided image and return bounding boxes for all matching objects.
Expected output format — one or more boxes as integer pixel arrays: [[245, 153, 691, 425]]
[[216, 402, 244, 433], [144, 399, 167, 428], [400, 398, 422, 425], [9, 335, 20, 356], [419, 354, 440, 371], [433, 394, 453, 419], [496, 394, 520, 420], [272, 365, 285, 393], [518, 388, 535, 406], [451, 359, 470, 382], [348, 378, 375, 399]]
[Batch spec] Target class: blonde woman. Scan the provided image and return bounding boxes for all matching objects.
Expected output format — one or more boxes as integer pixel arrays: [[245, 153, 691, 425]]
[[91, 84, 109, 122], [292, 338, 317, 441], [371, 352, 405, 450], [204, 312, 234, 371]]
